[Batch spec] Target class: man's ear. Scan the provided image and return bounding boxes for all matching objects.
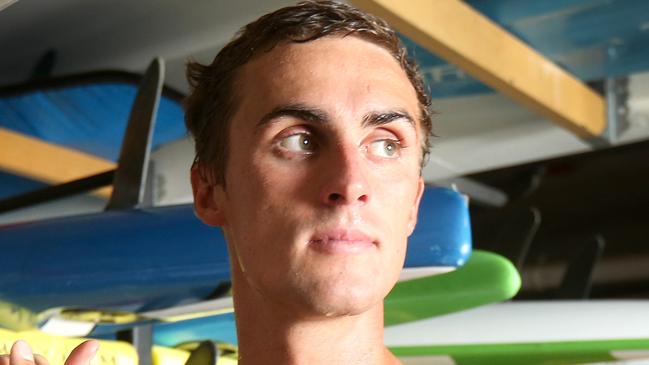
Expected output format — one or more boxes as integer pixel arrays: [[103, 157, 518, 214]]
[[406, 177, 425, 236], [190, 164, 227, 227]]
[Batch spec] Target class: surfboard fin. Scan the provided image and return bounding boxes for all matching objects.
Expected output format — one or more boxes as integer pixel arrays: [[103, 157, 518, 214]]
[[106, 57, 164, 210]]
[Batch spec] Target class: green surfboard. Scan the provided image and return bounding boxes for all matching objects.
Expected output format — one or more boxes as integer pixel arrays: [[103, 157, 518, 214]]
[[385, 250, 521, 326]]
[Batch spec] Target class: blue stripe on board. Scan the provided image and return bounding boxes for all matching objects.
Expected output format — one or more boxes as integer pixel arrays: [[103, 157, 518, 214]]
[[0, 83, 186, 161]]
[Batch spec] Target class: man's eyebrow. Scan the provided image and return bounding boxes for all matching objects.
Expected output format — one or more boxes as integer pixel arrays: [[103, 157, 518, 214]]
[[361, 110, 415, 129], [257, 104, 329, 126]]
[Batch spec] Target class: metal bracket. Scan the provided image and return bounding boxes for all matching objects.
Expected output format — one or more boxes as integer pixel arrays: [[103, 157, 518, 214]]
[[117, 323, 153, 365], [495, 207, 541, 271], [556, 235, 606, 300], [586, 77, 630, 148]]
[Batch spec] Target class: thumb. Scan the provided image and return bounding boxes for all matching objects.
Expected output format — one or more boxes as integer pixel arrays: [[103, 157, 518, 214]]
[[10, 340, 35, 365], [64, 341, 99, 365]]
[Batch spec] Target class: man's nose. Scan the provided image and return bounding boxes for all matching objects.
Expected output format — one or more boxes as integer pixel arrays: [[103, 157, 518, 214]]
[[319, 144, 370, 206]]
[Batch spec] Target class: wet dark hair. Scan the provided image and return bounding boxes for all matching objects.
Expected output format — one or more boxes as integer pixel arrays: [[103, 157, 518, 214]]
[[184, 0, 432, 184]]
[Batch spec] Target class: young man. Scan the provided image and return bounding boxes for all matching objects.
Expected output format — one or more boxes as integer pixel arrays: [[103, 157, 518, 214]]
[[4, 1, 433, 364]]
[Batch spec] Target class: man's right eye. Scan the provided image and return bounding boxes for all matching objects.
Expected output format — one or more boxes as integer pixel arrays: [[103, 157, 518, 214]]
[[279, 133, 316, 153]]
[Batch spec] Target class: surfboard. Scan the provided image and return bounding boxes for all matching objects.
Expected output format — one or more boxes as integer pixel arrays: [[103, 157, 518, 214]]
[[386, 301, 649, 365], [0, 328, 239, 365]]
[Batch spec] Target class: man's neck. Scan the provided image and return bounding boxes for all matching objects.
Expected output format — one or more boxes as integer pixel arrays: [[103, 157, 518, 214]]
[[230, 272, 401, 365]]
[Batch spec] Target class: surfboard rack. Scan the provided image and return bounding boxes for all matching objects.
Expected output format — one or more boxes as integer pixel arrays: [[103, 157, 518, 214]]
[[556, 234, 606, 299], [117, 324, 154, 365]]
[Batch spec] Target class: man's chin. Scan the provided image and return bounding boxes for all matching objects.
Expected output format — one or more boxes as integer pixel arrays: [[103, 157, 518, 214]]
[[288, 282, 387, 319], [296, 300, 379, 320]]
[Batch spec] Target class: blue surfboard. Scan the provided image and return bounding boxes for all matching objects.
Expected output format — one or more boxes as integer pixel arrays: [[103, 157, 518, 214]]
[[0, 186, 471, 331]]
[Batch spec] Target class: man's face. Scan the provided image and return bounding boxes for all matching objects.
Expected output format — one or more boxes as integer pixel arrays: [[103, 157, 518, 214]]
[[199, 36, 424, 318]]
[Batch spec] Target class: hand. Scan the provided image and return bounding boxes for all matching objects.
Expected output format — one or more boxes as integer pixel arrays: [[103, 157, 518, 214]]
[[0, 340, 99, 365]]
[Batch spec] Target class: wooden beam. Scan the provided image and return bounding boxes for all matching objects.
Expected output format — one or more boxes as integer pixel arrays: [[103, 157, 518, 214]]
[[0, 127, 114, 197], [351, 0, 606, 138]]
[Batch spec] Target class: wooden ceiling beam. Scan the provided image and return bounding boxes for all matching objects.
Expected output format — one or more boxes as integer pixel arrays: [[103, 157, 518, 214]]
[[0, 127, 114, 197], [351, 0, 607, 138]]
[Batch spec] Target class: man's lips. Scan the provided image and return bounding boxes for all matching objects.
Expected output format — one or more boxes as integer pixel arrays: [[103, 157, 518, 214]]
[[308, 228, 376, 254]]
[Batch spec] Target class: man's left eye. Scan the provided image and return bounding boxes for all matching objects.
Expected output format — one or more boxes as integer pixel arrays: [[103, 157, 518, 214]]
[[368, 139, 401, 158]]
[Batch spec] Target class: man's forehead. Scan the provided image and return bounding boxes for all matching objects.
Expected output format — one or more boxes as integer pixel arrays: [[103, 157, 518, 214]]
[[246, 36, 401, 77], [234, 36, 421, 123]]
